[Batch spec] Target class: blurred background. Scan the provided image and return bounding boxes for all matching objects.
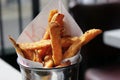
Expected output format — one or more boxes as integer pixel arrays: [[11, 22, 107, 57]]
[[0, 0, 120, 80], [0, 0, 69, 76], [0, 0, 68, 55]]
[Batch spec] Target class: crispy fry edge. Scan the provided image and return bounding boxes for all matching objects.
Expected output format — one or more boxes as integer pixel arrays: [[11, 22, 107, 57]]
[[8, 36, 24, 57], [63, 29, 102, 59]]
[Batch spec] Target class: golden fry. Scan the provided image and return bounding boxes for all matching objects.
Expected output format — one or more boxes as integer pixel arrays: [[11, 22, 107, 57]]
[[43, 9, 55, 40], [80, 29, 102, 45], [43, 10, 64, 40], [32, 49, 42, 63], [49, 22, 63, 66], [9, 8, 103, 68], [44, 59, 54, 68], [48, 9, 58, 22], [19, 40, 51, 50], [63, 39, 81, 59], [51, 13, 64, 36], [22, 49, 35, 60], [43, 54, 54, 68], [23, 46, 50, 62], [19, 37, 78, 50], [33, 48, 48, 62], [61, 37, 79, 48], [8, 36, 24, 57], [50, 13, 64, 26], [63, 29, 102, 59], [44, 47, 52, 55]]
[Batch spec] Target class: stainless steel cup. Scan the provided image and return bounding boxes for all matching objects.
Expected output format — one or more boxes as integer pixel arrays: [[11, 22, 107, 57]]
[[18, 55, 82, 80]]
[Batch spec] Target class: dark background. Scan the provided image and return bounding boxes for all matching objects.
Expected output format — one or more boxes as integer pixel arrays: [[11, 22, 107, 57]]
[[69, 3, 120, 80]]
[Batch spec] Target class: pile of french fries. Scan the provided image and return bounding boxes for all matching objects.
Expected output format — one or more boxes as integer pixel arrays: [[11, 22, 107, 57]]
[[9, 9, 102, 68]]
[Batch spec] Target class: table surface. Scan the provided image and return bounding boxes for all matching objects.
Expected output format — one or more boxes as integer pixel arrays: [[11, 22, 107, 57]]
[[103, 29, 120, 49], [0, 58, 22, 80]]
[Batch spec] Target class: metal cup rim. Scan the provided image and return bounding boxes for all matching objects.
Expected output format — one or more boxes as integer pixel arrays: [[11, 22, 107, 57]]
[[18, 54, 82, 71]]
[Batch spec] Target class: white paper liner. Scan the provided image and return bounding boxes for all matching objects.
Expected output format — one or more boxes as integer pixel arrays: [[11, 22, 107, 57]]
[[16, 0, 83, 68], [17, 54, 43, 68]]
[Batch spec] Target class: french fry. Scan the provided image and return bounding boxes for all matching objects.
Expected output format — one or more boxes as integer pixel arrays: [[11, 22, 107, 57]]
[[33, 48, 48, 63], [22, 47, 50, 62], [32, 49, 42, 63], [43, 10, 64, 40], [19, 40, 51, 50], [19, 40, 51, 61], [50, 13, 64, 37], [18, 37, 78, 50], [50, 13, 64, 26], [17, 36, 77, 61], [8, 36, 24, 57], [61, 37, 79, 48], [44, 46, 52, 55], [44, 54, 52, 61], [43, 54, 54, 68], [49, 22, 63, 66], [22, 49, 35, 60], [79, 29, 102, 45], [48, 9, 58, 22], [63, 29, 102, 59]]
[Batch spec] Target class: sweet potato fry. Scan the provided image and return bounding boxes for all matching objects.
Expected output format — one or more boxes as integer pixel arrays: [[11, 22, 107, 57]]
[[63, 29, 102, 59], [49, 22, 63, 66]]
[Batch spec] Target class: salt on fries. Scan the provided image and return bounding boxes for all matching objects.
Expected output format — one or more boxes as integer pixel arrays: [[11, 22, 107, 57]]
[[9, 9, 102, 68], [18, 37, 77, 50], [63, 29, 102, 59]]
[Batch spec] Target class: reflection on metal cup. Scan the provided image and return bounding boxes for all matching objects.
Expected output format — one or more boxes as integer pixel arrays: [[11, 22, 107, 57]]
[[18, 55, 82, 80]]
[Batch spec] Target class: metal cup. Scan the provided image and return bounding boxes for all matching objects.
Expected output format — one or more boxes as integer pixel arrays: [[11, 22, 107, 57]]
[[18, 55, 82, 80]]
